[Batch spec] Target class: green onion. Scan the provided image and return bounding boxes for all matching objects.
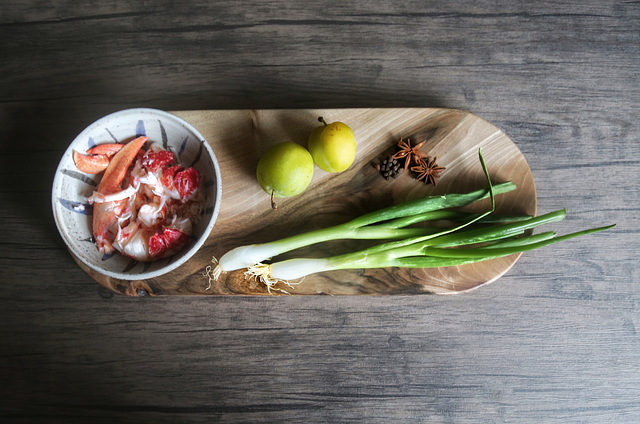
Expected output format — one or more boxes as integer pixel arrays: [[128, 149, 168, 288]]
[[420, 225, 615, 259], [474, 231, 557, 249], [209, 148, 615, 293], [213, 176, 516, 277], [253, 224, 613, 285], [426, 209, 567, 247]]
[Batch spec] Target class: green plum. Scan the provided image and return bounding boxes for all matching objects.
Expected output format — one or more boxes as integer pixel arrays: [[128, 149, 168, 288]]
[[308, 117, 357, 173], [256, 142, 314, 208]]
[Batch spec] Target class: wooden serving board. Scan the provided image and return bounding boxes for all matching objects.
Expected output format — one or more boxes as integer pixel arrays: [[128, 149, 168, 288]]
[[74, 108, 536, 296]]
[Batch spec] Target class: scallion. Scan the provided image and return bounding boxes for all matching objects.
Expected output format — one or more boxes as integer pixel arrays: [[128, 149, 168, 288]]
[[208, 148, 615, 293], [212, 180, 516, 277]]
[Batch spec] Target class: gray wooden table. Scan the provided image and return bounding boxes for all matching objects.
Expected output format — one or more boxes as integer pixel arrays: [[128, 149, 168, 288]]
[[1, 1, 638, 422]]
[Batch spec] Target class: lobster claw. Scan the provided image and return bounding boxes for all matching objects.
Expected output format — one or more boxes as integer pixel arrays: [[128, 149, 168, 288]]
[[73, 151, 111, 174], [97, 136, 148, 194], [73, 143, 125, 174], [93, 136, 148, 253], [86, 143, 124, 156]]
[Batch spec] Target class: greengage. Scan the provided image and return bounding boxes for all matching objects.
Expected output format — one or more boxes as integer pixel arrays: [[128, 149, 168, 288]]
[[256, 142, 314, 208], [308, 117, 357, 173]]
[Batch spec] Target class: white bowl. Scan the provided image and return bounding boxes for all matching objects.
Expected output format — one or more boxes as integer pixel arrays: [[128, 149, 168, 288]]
[[52, 108, 222, 280]]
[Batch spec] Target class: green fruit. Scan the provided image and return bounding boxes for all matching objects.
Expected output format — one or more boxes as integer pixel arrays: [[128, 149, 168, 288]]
[[308, 118, 357, 173], [256, 142, 314, 199]]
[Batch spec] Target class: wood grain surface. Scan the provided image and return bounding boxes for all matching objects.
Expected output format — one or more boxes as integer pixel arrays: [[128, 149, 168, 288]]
[[1, 1, 639, 423], [79, 108, 536, 296]]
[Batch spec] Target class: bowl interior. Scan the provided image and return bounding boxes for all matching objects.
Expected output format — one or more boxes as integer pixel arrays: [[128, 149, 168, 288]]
[[52, 108, 221, 280]]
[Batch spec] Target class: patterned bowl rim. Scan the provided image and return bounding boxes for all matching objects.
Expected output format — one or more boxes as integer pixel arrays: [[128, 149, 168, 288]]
[[51, 107, 223, 280]]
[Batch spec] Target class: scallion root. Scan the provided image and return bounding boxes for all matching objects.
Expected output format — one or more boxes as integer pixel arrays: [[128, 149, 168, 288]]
[[203, 257, 222, 290], [244, 263, 302, 295]]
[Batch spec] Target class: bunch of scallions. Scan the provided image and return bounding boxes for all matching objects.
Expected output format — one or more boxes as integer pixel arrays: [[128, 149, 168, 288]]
[[206, 149, 614, 293]]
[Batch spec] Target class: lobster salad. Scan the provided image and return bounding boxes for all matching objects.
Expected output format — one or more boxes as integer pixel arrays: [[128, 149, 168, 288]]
[[73, 136, 205, 261]]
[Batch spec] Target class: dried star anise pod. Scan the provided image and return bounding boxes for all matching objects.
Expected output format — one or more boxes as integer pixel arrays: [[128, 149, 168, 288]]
[[392, 138, 430, 170], [411, 156, 446, 186]]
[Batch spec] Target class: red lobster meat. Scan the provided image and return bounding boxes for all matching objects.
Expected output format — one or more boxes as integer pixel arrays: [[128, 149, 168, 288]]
[[74, 136, 204, 261]]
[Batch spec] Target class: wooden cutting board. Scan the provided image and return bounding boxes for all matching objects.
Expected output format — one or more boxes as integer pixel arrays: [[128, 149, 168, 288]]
[[73, 108, 536, 296]]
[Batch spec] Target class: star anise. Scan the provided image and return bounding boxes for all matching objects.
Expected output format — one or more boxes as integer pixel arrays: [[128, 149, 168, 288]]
[[392, 138, 430, 170], [410, 156, 446, 186]]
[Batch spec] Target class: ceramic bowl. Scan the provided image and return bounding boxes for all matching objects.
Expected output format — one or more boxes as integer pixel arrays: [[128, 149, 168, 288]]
[[52, 108, 222, 280]]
